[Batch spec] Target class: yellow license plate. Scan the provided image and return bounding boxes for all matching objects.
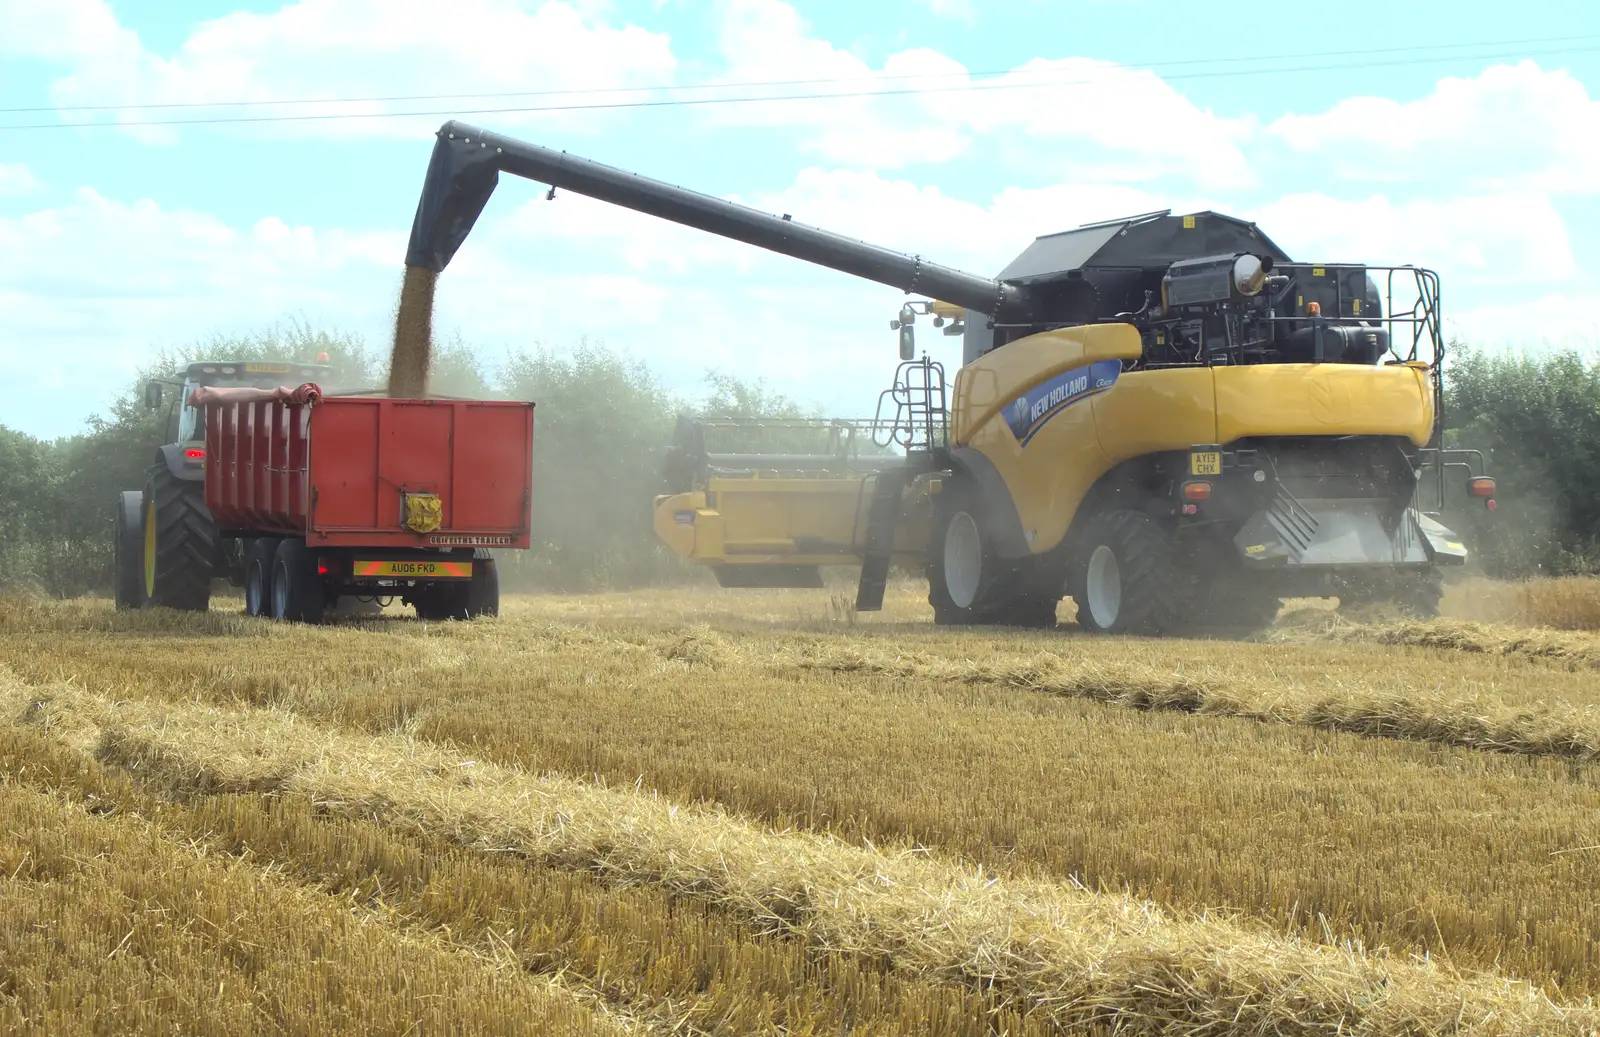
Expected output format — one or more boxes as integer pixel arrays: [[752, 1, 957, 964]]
[[1189, 451, 1222, 476], [244, 362, 291, 374], [353, 560, 473, 579]]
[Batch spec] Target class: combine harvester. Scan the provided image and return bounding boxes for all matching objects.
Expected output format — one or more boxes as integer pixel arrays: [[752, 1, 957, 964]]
[[115, 360, 532, 622], [402, 121, 1494, 634]]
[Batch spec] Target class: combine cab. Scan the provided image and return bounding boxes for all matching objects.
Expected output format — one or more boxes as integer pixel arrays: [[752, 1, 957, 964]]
[[399, 120, 1494, 633]]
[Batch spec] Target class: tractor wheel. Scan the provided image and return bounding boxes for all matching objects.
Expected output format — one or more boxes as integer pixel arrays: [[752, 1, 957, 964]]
[[244, 538, 280, 617], [927, 485, 1058, 628], [1068, 510, 1176, 635], [269, 538, 325, 624], [140, 465, 215, 611], [113, 491, 144, 610]]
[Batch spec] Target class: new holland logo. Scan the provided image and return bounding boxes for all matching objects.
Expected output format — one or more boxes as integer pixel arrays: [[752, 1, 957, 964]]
[[1002, 359, 1121, 447]]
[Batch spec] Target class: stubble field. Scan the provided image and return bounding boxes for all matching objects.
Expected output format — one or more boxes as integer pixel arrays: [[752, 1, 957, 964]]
[[4, 578, 1600, 1034]]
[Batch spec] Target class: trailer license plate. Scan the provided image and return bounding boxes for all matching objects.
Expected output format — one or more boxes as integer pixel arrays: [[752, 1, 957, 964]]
[[1189, 451, 1221, 476], [353, 560, 473, 579]]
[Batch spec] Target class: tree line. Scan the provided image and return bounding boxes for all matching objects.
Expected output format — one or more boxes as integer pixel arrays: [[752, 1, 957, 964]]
[[0, 324, 811, 597], [0, 327, 1591, 597]]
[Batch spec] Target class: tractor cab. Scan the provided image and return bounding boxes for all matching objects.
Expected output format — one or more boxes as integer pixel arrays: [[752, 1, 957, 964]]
[[145, 360, 331, 457]]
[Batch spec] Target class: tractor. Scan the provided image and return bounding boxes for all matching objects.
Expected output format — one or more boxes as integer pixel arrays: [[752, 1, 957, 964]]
[[113, 359, 331, 612]]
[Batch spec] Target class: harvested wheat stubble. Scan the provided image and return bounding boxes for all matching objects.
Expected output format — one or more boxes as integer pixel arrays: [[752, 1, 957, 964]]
[[0, 775, 616, 1037], [1276, 606, 1600, 670], [784, 640, 1600, 760], [5, 673, 1594, 1037], [0, 725, 1055, 1037], [388, 264, 437, 398], [17, 598, 1600, 996]]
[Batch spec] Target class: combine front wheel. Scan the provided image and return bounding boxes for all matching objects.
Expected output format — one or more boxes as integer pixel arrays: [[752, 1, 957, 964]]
[[927, 487, 997, 625], [1068, 510, 1175, 635], [927, 489, 1057, 628], [140, 465, 215, 611]]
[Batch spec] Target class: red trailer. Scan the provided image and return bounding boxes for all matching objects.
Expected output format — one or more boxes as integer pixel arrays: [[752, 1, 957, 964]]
[[191, 384, 533, 622]]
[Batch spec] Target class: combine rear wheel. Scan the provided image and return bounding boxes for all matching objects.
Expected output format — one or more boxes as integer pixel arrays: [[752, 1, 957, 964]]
[[140, 465, 215, 611], [1068, 510, 1175, 635], [244, 538, 280, 617], [270, 538, 325, 624], [113, 491, 143, 610]]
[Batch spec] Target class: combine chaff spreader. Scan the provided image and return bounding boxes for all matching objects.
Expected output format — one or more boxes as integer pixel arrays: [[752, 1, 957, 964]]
[[402, 120, 1494, 633]]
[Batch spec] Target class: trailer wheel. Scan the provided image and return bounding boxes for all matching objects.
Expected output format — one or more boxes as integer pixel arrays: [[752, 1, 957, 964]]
[[140, 465, 215, 611], [113, 491, 144, 610], [244, 538, 280, 618], [415, 551, 499, 621], [466, 549, 500, 618], [270, 538, 325, 624], [1068, 510, 1175, 635]]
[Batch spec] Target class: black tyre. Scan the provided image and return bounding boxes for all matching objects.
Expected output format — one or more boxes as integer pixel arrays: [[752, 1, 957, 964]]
[[270, 538, 325, 624], [244, 538, 280, 617], [415, 551, 499, 621], [466, 549, 500, 618], [113, 490, 144, 610], [1067, 509, 1176, 635], [927, 483, 1058, 628], [140, 465, 215, 611]]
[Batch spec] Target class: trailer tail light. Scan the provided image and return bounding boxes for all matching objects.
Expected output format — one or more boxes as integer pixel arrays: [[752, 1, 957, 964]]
[[317, 558, 328, 575], [184, 448, 205, 460], [1468, 477, 1496, 498], [1182, 481, 1212, 502]]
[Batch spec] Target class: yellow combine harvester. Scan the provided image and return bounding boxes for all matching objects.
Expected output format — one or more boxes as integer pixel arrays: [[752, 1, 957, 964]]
[[404, 121, 1494, 633]]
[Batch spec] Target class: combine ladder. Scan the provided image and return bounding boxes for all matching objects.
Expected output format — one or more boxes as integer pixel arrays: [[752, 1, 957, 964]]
[[854, 467, 913, 612]]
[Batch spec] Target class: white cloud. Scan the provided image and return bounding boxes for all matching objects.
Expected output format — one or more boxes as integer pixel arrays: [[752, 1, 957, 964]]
[[0, 189, 403, 437], [5, 0, 677, 141], [708, 0, 1252, 185], [935, 57, 1258, 189], [1247, 191, 1576, 286], [916, 0, 975, 19], [0, 163, 41, 196], [1268, 61, 1600, 194], [0, 0, 137, 61]]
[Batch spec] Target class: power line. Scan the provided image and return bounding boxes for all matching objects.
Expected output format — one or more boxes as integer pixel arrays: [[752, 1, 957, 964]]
[[1, 42, 1594, 131], [1, 31, 1596, 116]]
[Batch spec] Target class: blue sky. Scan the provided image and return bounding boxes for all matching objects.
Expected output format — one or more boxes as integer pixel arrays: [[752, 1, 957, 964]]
[[2, 0, 1598, 439]]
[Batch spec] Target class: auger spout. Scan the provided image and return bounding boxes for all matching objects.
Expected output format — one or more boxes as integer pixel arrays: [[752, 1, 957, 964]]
[[404, 120, 1030, 321]]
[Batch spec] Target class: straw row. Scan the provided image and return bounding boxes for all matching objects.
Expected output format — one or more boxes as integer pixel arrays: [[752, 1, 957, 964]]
[[3, 669, 1592, 1036]]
